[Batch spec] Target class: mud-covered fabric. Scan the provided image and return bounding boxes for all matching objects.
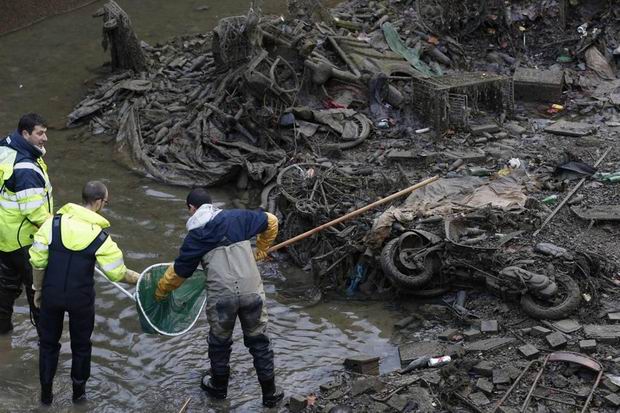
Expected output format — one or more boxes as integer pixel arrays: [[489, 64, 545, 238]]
[[206, 292, 274, 380]]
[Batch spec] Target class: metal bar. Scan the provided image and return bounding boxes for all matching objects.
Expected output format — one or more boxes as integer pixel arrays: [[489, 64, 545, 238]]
[[534, 147, 612, 236], [95, 267, 135, 301], [491, 360, 537, 413], [531, 394, 579, 407], [521, 356, 549, 412]]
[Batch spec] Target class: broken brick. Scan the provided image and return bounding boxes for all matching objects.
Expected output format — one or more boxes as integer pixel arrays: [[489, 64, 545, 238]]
[[288, 395, 307, 413], [579, 339, 597, 353], [492, 369, 511, 385], [472, 361, 494, 377]]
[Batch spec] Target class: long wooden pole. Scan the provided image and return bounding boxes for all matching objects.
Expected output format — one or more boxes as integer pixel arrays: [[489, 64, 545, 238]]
[[268, 175, 439, 253]]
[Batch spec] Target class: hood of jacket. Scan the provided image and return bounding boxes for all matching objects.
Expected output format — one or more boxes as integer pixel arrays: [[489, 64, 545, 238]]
[[58, 203, 110, 229], [186, 204, 222, 231], [2, 130, 44, 160]]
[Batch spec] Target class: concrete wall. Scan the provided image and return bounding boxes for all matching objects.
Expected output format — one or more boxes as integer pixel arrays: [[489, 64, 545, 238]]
[[0, 0, 99, 36]]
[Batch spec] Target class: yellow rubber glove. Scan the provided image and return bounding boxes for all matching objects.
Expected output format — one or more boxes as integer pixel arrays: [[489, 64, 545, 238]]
[[123, 269, 140, 285], [155, 265, 186, 301], [32, 268, 45, 308], [255, 212, 278, 261]]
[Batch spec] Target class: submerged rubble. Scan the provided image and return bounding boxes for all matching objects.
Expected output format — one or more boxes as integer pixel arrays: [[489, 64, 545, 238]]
[[67, 0, 620, 410]]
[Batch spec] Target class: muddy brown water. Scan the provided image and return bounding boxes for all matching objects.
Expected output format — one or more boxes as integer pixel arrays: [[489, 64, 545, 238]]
[[0, 1, 400, 411]]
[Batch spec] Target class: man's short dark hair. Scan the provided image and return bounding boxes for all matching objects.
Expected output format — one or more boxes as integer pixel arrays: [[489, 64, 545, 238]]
[[82, 181, 108, 204], [18, 113, 47, 135], [186, 187, 212, 208]]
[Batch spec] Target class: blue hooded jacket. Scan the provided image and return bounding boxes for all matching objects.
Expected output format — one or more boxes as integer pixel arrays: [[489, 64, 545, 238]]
[[174, 209, 268, 277]]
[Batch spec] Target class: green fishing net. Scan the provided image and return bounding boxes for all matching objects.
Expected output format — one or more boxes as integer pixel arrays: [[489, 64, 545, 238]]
[[136, 263, 207, 336]]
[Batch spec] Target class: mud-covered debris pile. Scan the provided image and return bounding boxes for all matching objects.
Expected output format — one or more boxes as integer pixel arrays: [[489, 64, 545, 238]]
[[67, 0, 620, 319]]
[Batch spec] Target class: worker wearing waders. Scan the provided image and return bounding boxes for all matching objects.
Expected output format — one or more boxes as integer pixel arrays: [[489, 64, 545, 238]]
[[29, 181, 140, 405], [154, 187, 284, 407], [0, 113, 53, 335]]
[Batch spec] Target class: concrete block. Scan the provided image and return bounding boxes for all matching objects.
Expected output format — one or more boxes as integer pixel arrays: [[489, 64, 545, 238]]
[[472, 361, 494, 377], [469, 392, 491, 406], [492, 369, 511, 385], [602, 378, 619, 393], [605, 393, 620, 407], [608, 312, 620, 322], [476, 378, 493, 394], [344, 355, 379, 376], [289, 395, 307, 412], [463, 328, 481, 340], [545, 332, 567, 349], [438, 328, 459, 341], [579, 339, 597, 353], [513, 67, 564, 102], [480, 320, 499, 334], [518, 344, 540, 360]]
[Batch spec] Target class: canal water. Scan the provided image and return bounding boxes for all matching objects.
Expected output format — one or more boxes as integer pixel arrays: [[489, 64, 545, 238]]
[[0, 1, 401, 411]]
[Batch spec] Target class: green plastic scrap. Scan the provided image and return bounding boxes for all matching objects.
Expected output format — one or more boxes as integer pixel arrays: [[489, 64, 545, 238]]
[[382, 22, 435, 77], [594, 171, 620, 183]]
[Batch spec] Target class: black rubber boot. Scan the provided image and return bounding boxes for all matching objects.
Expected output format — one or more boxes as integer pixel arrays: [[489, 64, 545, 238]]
[[200, 373, 229, 399], [0, 318, 13, 335], [41, 383, 53, 405], [72, 383, 86, 402], [259, 377, 284, 408]]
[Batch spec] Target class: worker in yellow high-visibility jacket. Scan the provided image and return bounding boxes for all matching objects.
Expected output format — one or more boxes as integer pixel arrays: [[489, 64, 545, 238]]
[[0, 113, 53, 334], [29, 181, 140, 405]]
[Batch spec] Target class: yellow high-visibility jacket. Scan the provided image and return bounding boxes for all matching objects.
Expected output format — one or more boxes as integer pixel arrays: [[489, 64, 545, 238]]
[[0, 131, 53, 252], [29, 203, 127, 282]]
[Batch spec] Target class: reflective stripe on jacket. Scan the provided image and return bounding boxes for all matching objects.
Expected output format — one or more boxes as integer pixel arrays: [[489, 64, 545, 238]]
[[0, 131, 53, 252], [29, 203, 127, 282]]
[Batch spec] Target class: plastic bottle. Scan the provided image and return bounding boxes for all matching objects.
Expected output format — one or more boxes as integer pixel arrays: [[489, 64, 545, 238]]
[[542, 195, 559, 205], [428, 356, 451, 367], [377, 119, 389, 129]]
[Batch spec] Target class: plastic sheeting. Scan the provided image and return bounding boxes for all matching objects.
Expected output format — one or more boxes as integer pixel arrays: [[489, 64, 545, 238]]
[[366, 174, 529, 249], [136, 263, 207, 336]]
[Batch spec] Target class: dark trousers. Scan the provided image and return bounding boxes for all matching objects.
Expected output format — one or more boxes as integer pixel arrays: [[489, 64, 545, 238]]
[[0, 247, 39, 333], [207, 293, 275, 381], [39, 289, 95, 387]]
